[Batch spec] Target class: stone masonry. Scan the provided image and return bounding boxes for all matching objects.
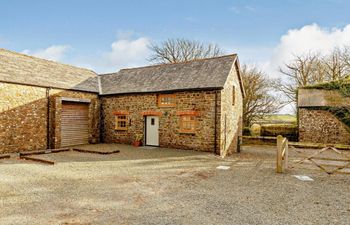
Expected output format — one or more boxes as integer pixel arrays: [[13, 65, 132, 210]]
[[101, 90, 221, 152], [299, 108, 350, 145], [219, 61, 243, 156], [0, 49, 244, 155], [298, 86, 350, 145], [101, 65, 243, 155], [0, 82, 99, 153]]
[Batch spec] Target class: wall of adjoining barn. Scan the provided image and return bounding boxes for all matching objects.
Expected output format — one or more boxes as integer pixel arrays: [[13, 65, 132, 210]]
[[0, 82, 100, 153], [298, 87, 350, 145], [298, 108, 350, 145], [100, 90, 222, 153]]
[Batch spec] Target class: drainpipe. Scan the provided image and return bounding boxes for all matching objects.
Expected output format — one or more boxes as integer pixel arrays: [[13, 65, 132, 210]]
[[214, 91, 218, 155], [46, 87, 51, 149], [99, 95, 104, 143]]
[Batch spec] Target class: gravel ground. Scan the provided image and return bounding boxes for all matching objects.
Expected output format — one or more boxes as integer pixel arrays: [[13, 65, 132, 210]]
[[0, 144, 349, 225]]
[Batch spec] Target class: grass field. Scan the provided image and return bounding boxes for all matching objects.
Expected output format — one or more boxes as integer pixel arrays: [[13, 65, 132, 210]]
[[254, 114, 297, 125]]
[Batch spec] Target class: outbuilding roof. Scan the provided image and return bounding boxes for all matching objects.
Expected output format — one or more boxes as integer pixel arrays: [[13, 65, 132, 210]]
[[0, 48, 99, 92], [0, 49, 242, 96], [99, 54, 238, 95]]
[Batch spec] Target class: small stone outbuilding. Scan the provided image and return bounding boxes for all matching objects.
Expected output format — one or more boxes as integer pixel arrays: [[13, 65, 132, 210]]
[[0, 49, 100, 153], [0, 48, 244, 157], [298, 78, 350, 145]]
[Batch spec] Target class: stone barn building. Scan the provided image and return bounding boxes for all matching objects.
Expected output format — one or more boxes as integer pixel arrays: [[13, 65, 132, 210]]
[[0, 48, 244, 157], [298, 77, 350, 145]]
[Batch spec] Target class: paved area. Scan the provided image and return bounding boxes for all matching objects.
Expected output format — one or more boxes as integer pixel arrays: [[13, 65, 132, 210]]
[[0, 144, 349, 225]]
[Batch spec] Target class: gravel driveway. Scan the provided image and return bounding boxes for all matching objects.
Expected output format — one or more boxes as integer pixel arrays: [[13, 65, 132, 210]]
[[0, 144, 349, 225]]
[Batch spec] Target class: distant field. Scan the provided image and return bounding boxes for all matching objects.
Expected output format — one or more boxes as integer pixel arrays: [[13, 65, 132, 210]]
[[254, 114, 297, 125]]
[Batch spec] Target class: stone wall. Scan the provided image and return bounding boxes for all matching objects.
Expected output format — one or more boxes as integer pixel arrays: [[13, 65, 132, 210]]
[[101, 90, 221, 152], [0, 83, 47, 153], [49, 90, 100, 149], [299, 108, 350, 144], [0, 82, 99, 153], [219, 62, 243, 156]]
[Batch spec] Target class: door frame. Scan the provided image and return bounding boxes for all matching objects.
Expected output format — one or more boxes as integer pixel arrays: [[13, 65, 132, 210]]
[[144, 116, 160, 147]]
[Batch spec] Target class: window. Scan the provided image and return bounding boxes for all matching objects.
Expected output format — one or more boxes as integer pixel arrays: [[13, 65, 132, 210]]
[[179, 115, 196, 133], [115, 115, 128, 130], [158, 94, 176, 107], [232, 85, 236, 106]]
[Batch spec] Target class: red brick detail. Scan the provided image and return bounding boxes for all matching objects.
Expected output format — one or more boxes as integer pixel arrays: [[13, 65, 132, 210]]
[[113, 111, 130, 115], [176, 111, 200, 116], [141, 111, 163, 116]]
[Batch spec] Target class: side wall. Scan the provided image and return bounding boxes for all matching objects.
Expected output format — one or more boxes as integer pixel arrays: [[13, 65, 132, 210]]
[[0, 82, 99, 153], [101, 90, 220, 152], [219, 63, 243, 156], [299, 108, 350, 145]]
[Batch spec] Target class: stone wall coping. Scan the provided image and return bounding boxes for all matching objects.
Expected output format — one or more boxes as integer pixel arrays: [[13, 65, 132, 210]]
[[298, 88, 350, 107]]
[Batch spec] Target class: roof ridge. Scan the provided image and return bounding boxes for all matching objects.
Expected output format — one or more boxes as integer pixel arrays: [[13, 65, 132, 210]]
[[120, 53, 236, 72], [0, 48, 97, 76]]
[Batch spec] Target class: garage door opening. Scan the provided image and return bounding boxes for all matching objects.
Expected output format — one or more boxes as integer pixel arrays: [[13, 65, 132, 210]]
[[61, 102, 89, 147]]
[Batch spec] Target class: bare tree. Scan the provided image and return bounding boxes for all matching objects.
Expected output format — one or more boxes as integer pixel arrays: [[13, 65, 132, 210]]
[[148, 38, 224, 64], [278, 46, 350, 108], [242, 65, 283, 126], [277, 53, 320, 104], [341, 46, 350, 68], [323, 47, 349, 80]]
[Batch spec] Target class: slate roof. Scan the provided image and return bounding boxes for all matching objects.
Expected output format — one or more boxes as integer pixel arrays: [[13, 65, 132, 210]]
[[99, 54, 237, 95], [0, 48, 99, 92], [0, 49, 241, 95]]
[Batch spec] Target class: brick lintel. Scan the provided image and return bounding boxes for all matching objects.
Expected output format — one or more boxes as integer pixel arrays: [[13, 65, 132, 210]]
[[141, 111, 163, 116], [113, 111, 130, 115]]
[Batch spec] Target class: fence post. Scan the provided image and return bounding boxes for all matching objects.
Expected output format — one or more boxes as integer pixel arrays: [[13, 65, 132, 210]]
[[284, 139, 289, 170], [237, 136, 242, 153], [276, 135, 283, 173]]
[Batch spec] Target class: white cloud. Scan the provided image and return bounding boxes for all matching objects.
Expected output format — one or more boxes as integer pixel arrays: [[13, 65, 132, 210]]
[[103, 37, 150, 71], [265, 23, 350, 78], [235, 23, 350, 114], [21, 45, 71, 61], [74, 36, 151, 73]]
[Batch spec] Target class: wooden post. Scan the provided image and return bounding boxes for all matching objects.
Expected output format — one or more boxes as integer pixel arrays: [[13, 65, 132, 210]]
[[237, 136, 242, 153], [276, 135, 283, 173], [284, 139, 289, 170]]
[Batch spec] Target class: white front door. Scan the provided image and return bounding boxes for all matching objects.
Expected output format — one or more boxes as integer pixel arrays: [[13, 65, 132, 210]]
[[145, 116, 159, 146]]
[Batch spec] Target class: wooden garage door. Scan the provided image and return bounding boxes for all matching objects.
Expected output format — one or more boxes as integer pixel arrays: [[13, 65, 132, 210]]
[[61, 102, 89, 147]]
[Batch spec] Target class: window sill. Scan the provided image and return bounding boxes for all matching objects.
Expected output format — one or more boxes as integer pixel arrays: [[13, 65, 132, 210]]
[[115, 129, 127, 131], [158, 105, 176, 108]]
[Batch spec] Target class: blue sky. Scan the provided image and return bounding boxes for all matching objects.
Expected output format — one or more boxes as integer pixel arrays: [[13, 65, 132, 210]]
[[1, 0, 350, 75]]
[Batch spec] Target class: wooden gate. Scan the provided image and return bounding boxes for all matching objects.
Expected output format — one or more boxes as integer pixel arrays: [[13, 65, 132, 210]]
[[297, 146, 350, 174], [61, 102, 89, 147]]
